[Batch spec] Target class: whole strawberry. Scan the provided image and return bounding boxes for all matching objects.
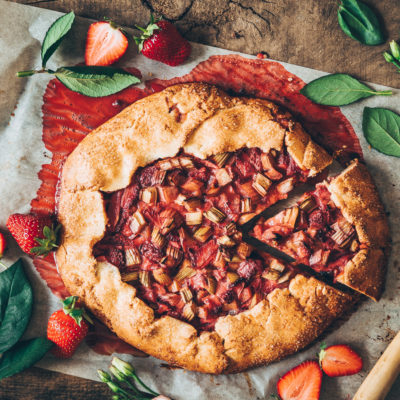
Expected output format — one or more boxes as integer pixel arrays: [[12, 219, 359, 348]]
[[47, 296, 93, 358], [6, 213, 59, 256], [134, 15, 191, 66]]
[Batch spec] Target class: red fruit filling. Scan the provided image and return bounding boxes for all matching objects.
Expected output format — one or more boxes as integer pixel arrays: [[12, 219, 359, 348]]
[[93, 147, 310, 330], [252, 183, 359, 280]]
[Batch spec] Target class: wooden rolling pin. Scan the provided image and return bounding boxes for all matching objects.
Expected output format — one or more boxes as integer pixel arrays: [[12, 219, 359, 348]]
[[353, 330, 400, 400]]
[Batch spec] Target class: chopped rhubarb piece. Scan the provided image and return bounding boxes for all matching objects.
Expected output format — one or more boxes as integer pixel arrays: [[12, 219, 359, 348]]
[[206, 276, 217, 294], [350, 239, 359, 252], [225, 222, 237, 236], [140, 187, 158, 204], [130, 210, 146, 235], [236, 181, 260, 203], [169, 280, 181, 292], [213, 250, 227, 269], [212, 152, 231, 167], [238, 212, 257, 225], [179, 156, 194, 169], [262, 269, 281, 281], [175, 260, 196, 281], [153, 269, 172, 286], [158, 158, 181, 171], [158, 186, 178, 203], [276, 177, 295, 194], [158, 208, 181, 234], [249, 292, 262, 309], [185, 211, 202, 226], [299, 196, 317, 213], [217, 235, 236, 247], [193, 226, 212, 243], [166, 243, 182, 260], [181, 178, 204, 195], [180, 287, 193, 303], [270, 259, 286, 273], [252, 173, 272, 196], [121, 271, 139, 282], [182, 302, 196, 321], [261, 153, 283, 180], [310, 249, 331, 267], [139, 271, 151, 287], [330, 220, 355, 248], [151, 227, 166, 248], [174, 193, 187, 205], [107, 190, 123, 230], [241, 198, 252, 213], [215, 168, 232, 186], [167, 169, 185, 186], [204, 207, 226, 223], [283, 206, 299, 228], [125, 247, 141, 267], [277, 271, 291, 283], [183, 197, 201, 211], [222, 299, 240, 314], [226, 271, 239, 284], [237, 242, 252, 259]]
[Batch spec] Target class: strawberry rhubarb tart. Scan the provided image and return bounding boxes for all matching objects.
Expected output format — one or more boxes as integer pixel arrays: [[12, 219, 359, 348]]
[[56, 83, 388, 373]]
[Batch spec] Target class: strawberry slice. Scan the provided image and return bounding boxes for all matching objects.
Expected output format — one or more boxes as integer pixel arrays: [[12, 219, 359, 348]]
[[85, 21, 129, 66], [0, 232, 6, 258], [277, 360, 322, 400], [319, 344, 363, 377]]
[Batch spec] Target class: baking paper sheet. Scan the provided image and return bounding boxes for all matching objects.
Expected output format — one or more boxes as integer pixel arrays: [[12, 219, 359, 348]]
[[0, 1, 399, 398]]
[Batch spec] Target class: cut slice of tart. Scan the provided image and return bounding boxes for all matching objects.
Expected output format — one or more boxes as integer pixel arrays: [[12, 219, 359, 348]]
[[55, 83, 385, 373], [251, 160, 389, 300]]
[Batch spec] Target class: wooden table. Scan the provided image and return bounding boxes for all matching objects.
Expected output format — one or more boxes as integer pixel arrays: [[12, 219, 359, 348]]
[[2, 0, 400, 399]]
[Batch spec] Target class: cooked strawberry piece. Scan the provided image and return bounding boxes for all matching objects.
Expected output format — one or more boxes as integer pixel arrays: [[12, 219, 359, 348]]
[[261, 225, 293, 241], [238, 286, 253, 305], [105, 248, 125, 268], [277, 360, 322, 400], [235, 157, 255, 179], [237, 260, 262, 281], [158, 292, 182, 308], [188, 166, 210, 182], [139, 165, 164, 187], [308, 209, 326, 230], [261, 153, 283, 180], [235, 181, 260, 203], [215, 279, 234, 303], [158, 186, 179, 203], [140, 241, 163, 262], [181, 178, 204, 196], [319, 344, 362, 377], [189, 273, 208, 291], [120, 182, 140, 214], [202, 295, 222, 315]]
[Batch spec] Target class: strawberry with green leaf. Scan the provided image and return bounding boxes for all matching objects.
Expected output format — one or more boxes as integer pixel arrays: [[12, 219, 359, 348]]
[[47, 296, 93, 358], [134, 15, 191, 66], [6, 213, 60, 257]]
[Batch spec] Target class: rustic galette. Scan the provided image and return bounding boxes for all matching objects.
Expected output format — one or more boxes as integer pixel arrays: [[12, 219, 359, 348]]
[[56, 83, 388, 373]]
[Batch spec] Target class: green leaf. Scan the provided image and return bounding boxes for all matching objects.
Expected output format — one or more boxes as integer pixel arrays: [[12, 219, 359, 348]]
[[0, 259, 33, 353], [363, 107, 400, 158], [0, 337, 53, 380], [54, 66, 141, 97], [41, 11, 75, 68], [300, 74, 392, 106], [338, 0, 385, 45]]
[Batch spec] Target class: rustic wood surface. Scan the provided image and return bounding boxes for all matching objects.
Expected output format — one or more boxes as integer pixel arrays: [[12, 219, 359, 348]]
[[2, 0, 400, 399]]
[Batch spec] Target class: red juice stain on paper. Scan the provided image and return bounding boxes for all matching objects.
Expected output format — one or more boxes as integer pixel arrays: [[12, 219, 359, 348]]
[[30, 56, 362, 355]]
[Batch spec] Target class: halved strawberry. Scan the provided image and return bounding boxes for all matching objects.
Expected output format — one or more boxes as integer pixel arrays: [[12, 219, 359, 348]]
[[277, 360, 322, 400], [0, 232, 6, 258], [85, 21, 129, 66], [319, 343, 363, 377]]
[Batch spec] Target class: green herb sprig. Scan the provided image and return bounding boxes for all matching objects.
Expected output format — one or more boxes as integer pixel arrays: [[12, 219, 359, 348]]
[[338, 0, 385, 45], [300, 73, 392, 106], [17, 12, 140, 97], [0, 260, 52, 380], [98, 357, 165, 400], [383, 40, 400, 73]]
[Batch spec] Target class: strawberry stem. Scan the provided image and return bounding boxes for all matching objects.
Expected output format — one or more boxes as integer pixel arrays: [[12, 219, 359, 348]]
[[62, 296, 93, 326]]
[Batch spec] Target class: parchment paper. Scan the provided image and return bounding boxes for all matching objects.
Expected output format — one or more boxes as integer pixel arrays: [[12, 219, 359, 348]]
[[0, 1, 399, 398]]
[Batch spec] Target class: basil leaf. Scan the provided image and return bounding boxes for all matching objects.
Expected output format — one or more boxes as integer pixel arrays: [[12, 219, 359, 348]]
[[338, 0, 384, 45], [0, 259, 33, 353], [54, 66, 141, 97], [41, 11, 75, 68], [363, 107, 400, 158], [300, 74, 392, 106], [0, 337, 53, 380]]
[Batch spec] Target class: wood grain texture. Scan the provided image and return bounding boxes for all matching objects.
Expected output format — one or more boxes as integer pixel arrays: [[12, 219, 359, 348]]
[[12, 0, 400, 87], [2, 0, 400, 398]]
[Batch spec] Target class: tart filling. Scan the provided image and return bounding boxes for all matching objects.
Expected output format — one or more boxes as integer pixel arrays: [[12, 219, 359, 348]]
[[93, 147, 310, 330], [252, 182, 359, 281]]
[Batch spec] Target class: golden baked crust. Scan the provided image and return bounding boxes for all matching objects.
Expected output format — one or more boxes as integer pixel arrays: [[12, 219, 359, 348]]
[[56, 83, 370, 373], [327, 160, 389, 300]]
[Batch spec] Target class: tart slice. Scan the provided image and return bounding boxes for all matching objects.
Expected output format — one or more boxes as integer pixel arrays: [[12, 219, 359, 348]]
[[252, 160, 389, 300]]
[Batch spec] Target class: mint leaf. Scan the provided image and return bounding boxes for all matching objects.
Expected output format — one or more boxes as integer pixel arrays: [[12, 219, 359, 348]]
[[300, 74, 392, 106], [54, 66, 141, 97], [41, 11, 75, 68], [0, 338, 53, 380], [363, 107, 400, 158], [338, 0, 384, 45], [0, 259, 33, 353]]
